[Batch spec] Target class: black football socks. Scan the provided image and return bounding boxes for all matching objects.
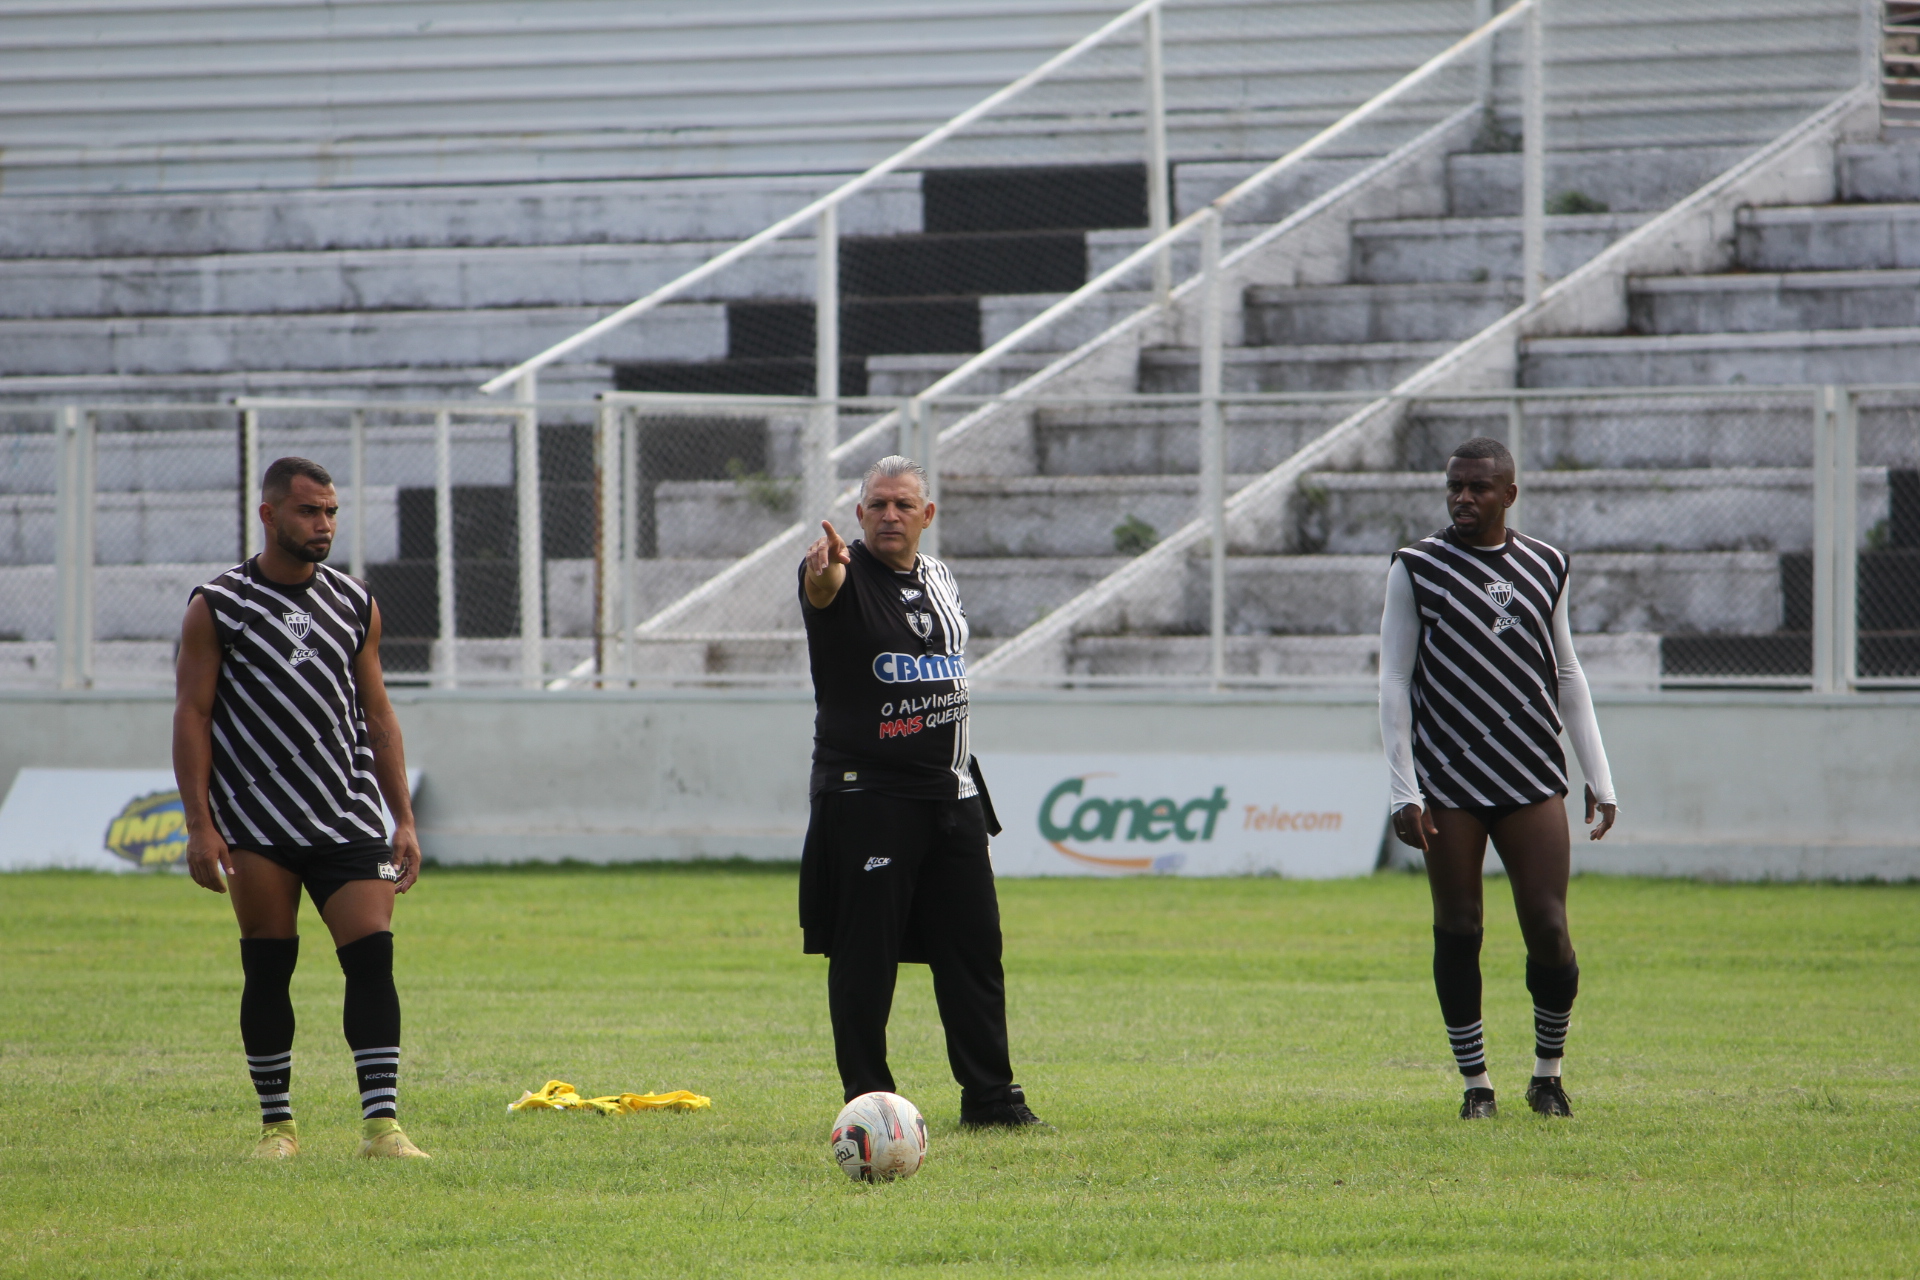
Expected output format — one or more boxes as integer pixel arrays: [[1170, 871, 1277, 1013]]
[[239, 936, 300, 1125], [337, 931, 402, 1121], [1433, 927, 1489, 1090], [1525, 954, 1580, 1080]]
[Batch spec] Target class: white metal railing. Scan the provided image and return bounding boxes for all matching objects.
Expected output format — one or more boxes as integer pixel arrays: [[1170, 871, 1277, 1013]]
[[236, 398, 548, 690], [7, 385, 1915, 695], [477, 0, 1175, 411], [542, 0, 1535, 681], [968, 60, 1885, 687]]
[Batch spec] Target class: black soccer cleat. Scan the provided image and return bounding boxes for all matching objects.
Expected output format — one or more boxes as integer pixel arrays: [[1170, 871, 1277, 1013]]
[[959, 1084, 1046, 1129], [1526, 1076, 1573, 1116], [1459, 1086, 1498, 1119]]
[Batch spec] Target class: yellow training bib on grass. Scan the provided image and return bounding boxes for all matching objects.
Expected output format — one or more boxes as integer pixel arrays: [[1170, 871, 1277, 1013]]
[[507, 1080, 712, 1114]]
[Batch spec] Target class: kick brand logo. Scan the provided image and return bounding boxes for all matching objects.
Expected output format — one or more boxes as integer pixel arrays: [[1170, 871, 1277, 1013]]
[[899, 588, 923, 602], [1037, 775, 1230, 872], [1492, 616, 1520, 634], [864, 857, 892, 872], [1485, 580, 1515, 607], [283, 609, 319, 664]]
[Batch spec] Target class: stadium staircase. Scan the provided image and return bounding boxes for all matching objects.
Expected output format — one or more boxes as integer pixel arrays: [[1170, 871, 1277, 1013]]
[[969, 126, 1920, 687]]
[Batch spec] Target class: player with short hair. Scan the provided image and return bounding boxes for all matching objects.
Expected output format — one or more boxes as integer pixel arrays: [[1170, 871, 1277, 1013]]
[[1379, 436, 1618, 1119], [173, 456, 429, 1159], [797, 454, 1043, 1128]]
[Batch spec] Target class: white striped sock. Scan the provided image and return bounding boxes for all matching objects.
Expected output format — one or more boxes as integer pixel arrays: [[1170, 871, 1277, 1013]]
[[246, 1050, 294, 1123], [352, 1046, 400, 1119], [1445, 1019, 1487, 1075]]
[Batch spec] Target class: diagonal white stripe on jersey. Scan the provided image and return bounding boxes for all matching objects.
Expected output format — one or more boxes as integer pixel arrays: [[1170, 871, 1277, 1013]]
[[917, 553, 977, 799], [195, 560, 388, 848], [1397, 530, 1570, 809]]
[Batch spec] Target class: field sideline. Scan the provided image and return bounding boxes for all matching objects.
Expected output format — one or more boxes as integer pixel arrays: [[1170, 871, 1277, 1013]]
[[2, 866, 1915, 1278]]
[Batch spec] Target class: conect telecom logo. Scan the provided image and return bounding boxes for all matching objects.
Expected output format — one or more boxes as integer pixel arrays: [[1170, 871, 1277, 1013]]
[[1037, 774, 1229, 873]]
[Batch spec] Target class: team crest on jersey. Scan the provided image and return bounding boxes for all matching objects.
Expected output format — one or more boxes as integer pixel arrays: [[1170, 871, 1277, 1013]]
[[282, 610, 319, 663], [1484, 580, 1515, 607], [905, 610, 933, 640]]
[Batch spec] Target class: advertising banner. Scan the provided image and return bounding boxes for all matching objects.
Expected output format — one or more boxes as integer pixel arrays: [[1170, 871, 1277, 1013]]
[[976, 753, 1386, 879], [0, 768, 421, 872]]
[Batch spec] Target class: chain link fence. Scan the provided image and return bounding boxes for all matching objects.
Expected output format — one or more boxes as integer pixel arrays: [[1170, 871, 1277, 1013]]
[[0, 400, 613, 691], [1396, 389, 1825, 689], [0, 406, 76, 687], [1854, 387, 1920, 686], [981, 388, 1845, 691], [2, 386, 1914, 693]]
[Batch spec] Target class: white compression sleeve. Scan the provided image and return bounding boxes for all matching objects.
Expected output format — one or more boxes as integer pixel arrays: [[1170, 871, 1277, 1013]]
[[1551, 587, 1617, 807], [1378, 559, 1423, 812]]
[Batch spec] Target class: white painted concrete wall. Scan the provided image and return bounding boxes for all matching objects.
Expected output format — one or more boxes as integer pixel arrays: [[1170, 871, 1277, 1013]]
[[3, 688, 1915, 880], [0, 0, 1864, 194]]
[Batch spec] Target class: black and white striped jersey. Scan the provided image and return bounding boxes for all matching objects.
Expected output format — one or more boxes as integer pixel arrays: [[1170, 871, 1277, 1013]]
[[191, 558, 389, 849], [1393, 528, 1571, 809], [799, 539, 977, 800]]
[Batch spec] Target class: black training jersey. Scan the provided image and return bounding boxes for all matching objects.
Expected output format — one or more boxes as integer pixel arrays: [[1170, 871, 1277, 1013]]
[[191, 558, 389, 849], [1393, 528, 1571, 809], [799, 539, 977, 800]]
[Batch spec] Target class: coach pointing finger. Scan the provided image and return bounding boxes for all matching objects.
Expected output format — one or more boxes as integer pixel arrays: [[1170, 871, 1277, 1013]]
[[796, 456, 1044, 1128], [803, 520, 851, 606]]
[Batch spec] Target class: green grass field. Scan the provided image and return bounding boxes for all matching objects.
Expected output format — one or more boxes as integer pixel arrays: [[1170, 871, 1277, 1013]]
[[2, 865, 1916, 1278]]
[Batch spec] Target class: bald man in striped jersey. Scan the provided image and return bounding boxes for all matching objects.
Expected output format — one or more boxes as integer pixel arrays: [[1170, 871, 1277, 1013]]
[[1379, 436, 1618, 1120], [173, 456, 428, 1160]]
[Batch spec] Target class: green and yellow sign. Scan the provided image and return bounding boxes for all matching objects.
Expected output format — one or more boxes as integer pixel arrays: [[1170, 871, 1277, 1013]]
[[978, 753, 1386, 878]]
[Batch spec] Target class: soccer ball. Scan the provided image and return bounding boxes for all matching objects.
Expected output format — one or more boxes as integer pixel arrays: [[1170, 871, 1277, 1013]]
[[830, 1091, 928, 1183]]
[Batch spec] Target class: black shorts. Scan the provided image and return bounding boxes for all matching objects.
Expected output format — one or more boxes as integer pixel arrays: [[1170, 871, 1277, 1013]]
[[1427, 793, 1566, 833], [799, 791, 994, 962], [235, 839, 396, 911]]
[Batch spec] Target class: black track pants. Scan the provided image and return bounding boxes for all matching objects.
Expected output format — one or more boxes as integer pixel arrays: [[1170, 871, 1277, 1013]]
[[811, 790, 1015, 1107]]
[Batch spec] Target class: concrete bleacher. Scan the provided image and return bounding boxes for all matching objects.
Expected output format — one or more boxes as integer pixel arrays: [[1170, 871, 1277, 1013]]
[[0, 174, 921, 403], [0, 0, 1887, 684], [23, 133, 1918, 684], [1012, 135, 1920, 687]]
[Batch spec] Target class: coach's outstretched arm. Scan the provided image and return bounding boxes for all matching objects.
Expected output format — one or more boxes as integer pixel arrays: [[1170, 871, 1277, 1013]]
[[174, 595, 236, 893], [803, 520, 851, 609], [355, 601, 422, 892]]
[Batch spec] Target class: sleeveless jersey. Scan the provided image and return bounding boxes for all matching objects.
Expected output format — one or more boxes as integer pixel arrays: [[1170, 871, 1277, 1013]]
[[1393, 528, 1570, 809], [191, 558, 389, 849], [799, 539, 977, 800]]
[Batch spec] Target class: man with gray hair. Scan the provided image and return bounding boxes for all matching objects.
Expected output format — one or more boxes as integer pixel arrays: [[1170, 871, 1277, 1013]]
[[795, 454, 1043, 1128]]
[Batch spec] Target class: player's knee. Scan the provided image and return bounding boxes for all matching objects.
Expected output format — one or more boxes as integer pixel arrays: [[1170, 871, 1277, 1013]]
[[1521, 914, 1572, 963]]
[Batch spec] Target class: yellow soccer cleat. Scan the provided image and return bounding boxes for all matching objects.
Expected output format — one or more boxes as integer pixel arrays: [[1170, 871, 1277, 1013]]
[[359, 1118, 431, 1159], [252, 1119, 300, 1159]]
